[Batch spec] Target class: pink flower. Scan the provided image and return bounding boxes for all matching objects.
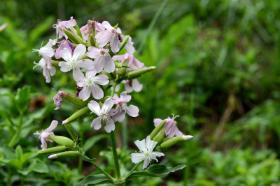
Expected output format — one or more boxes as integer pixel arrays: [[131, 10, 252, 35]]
[[55, 40, 73, 59], [95, 21, 122, 53], [113, 53, 144, 70], [125, 36, 135, 54], [54, 17, 77, 38], [87, 47, 115, 73], [153, 116, 184, 138], [58, 44, 94, 81], [36, 120, 58, 149], [111, 93, 139, 122], [124, 79, 143, 93], [53, 91, 65, 110], [77, 71, 109, 100], [80, 21, 95, 41], [38, 57, 56, 83], [88, 98, 116, 133]]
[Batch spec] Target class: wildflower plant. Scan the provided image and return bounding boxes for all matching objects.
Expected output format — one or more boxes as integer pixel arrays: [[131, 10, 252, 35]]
[[35, 17, 193, 185]]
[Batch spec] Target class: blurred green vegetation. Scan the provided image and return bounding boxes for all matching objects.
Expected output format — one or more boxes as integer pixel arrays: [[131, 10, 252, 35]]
[[0, 0, 280, 185]]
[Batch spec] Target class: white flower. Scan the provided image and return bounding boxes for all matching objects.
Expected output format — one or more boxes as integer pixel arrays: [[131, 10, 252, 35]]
[[36, 120, 58, 149], [77, 71, 109, 100], [38, 57, 56, 83], [87, 47, 115, 73], [58, 44, 94, 81], [95, 21, 122, 53], [54, 17, 77, 39], [38, 39, 56, 58], [124, 79, 143, 93], [88, 99, 116, 133], [111, 93, 139, 122], [131, 136, 164, 169]]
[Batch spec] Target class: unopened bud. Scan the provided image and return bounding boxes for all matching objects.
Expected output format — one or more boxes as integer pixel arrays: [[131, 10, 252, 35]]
[[38, 146, 67, 154], [64, 29, 85, 45], [48, 150, 80, 159], [153, 129, 165, 143], [49, 135, 74, 147], [62, 106, 89, 124], [160, 135, 193, 149], [126, 66, 156, 79], [150, 120, 166, 139], [63, 93, 85, 107]]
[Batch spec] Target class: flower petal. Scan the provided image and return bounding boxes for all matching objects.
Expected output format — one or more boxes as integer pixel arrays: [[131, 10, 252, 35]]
[[94, 74, 109, 85], [91, 84, 104, 100], [131, 153, 145, 164], [73, 44, 86, 60], [104, 118, 115, 133], [78, 87, 91, 101], [73, 68, 84, 82], [91, 117, 102, 130], [59, 62, 72, 72], [88, 100, 101, 115], [126, 105, 139, 117]]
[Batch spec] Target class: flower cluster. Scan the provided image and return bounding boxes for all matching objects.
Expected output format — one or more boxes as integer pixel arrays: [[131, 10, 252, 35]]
[[36, 18, 144, 132], [35, 17, 192, 171]]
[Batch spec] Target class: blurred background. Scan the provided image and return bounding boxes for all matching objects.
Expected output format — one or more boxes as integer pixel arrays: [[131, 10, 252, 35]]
[[0, 0, 280, 185]]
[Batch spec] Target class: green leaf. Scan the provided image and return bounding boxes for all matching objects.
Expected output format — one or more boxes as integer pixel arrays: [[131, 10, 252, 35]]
[[83, 134, 106, 152], [127, 164, 186, 179], [15, 86, 31, 112], [29, 17, 54, 43], [79, 174, 112, 185]]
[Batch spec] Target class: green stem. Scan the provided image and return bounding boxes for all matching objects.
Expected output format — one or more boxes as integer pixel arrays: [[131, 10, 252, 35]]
[[125, 164, 140, 179], [110, 132, 121, 178], [82, 155, 114, 182]]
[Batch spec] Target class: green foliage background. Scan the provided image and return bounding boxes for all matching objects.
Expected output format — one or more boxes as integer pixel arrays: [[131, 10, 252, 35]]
[[0, 0, 280, 185]]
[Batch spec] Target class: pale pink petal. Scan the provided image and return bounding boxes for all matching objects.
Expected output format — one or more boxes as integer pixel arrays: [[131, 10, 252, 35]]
[[73, 44, 86, 60], [95, 30, 112, 47], [102, 98, 114, 113], [110, 35, 120, 53], [73, 68, 84, 82], [61, 48, 72, 61], [91, 117, 102, 130], [126, 105, 139, 117], [78, 87, 91, 101], [103, 58, 115, 73], [78, 59, 95, 71], [94, 74, 109, 85], [91, 84, 104, 100], [153, 118, 163, 127], [45, 120, 58, 132], [58, 62, 72, 72], [87, 47, 100, 58], [104, 118, 115, 133], [88, 100, 101, 115], [132, 79, 143, 92]]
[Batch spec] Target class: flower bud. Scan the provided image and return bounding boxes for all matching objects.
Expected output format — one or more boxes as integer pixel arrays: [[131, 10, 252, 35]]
[[63, 93, 86, 107], [48, 150, 80, 159], [49, 135, 74, 147], [38, 146, 67, 154], [126, 66, 156, 79], [150, 120, 166, 139], [153, 129, 165, 143], [64, 29, 85, 45], [62, 106, 89, 124], [160, 135, 193, 149]]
